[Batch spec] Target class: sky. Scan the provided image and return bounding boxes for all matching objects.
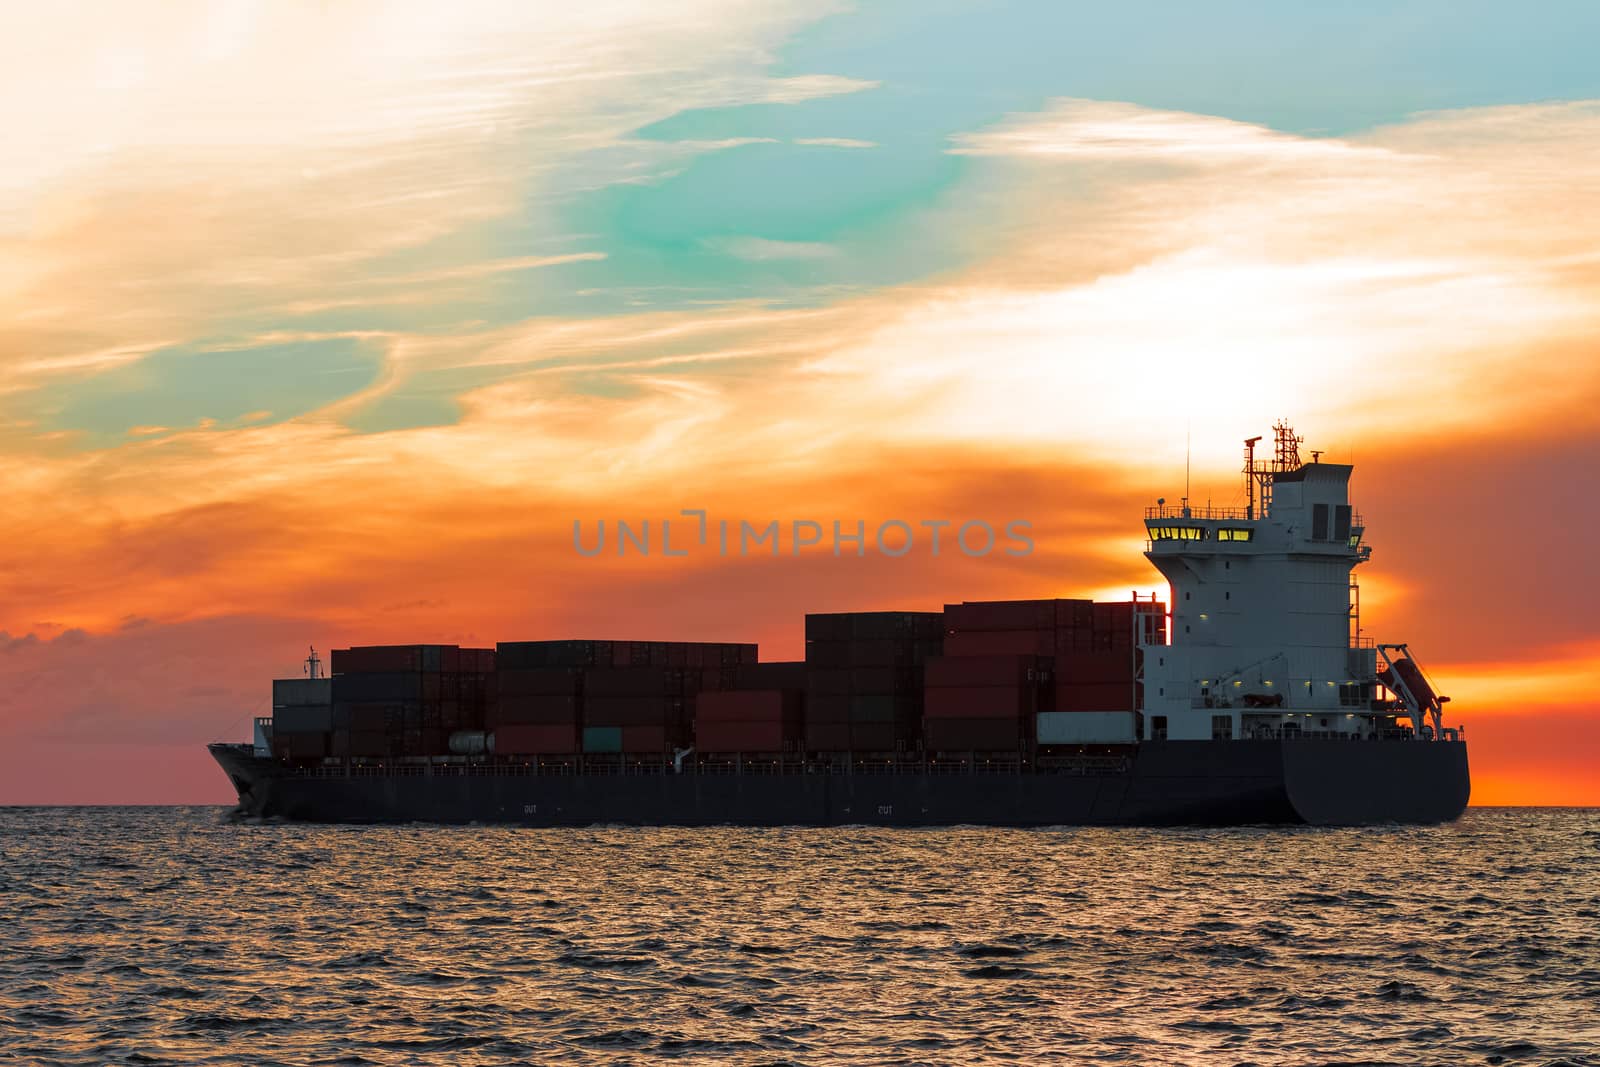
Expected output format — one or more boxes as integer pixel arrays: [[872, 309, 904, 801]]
[[2, 0, 1598, 804]]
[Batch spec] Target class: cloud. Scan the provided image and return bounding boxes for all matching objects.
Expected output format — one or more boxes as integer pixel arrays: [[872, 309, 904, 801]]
[[794, 137, 878, 149]]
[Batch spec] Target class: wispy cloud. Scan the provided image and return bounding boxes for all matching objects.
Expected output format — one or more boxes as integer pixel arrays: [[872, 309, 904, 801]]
[[701, 236, 839, 260], [794, 137, 878, 149]]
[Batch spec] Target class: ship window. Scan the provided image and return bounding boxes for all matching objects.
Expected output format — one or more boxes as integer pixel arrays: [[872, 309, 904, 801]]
[[1211, 715, 1232, 740], [1224, 591, 1230, 600], [1153, 525, 1206, 541], [1333, 505, 1352, 542], [1217, 528, 1253, 542], [1185, 592, 1190, 601], [1152, 716, 1168, 741], [1312, 503, 1329, 540]]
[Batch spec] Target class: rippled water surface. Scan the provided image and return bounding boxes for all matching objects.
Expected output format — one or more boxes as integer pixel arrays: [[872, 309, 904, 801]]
[[2, 808, 1598, 1065]]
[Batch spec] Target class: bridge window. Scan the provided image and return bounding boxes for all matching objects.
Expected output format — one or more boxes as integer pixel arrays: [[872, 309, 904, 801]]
[[1312, 503, 1330, 540], [1334, 505, 1352, 542], [1151, 525, 1206, 541], [1217, 528, 1253, 542]]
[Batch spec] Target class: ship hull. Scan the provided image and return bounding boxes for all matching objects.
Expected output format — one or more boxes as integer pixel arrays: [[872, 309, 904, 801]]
[[211, 739, 1469, 827]]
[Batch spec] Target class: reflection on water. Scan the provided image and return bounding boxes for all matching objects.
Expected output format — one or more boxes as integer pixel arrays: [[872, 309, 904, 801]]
[[1, 808, 1596, 1065]]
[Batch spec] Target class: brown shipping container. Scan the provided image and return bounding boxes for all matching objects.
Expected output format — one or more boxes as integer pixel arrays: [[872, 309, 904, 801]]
[[494, 723, 579, 755], [1058, 650, 1136, 684], [498, 667, 584, 697], [1057, 599, 1095, 629], [942, 630, 1055, 657], [338, 730, 392, 757], [924, 717, 1024, 751], [585, 695, 680, 726], [1056, 681, 1137, 711], [849, 723, 899, 750], [695, 689, 800, 723], [807, 668, 855, 696], [926, 654, 1051, 689], [1093, 601, 1134, 634], [924, 686, 1035, 720], [697, 720, 791, 753]]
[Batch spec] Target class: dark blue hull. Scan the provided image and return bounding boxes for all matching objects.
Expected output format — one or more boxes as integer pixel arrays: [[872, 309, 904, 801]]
[[211, 739, 1469, 827]]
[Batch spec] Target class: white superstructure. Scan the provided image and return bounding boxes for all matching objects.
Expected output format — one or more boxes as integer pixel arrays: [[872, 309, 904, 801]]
[[1139, 422, 1459, 744]]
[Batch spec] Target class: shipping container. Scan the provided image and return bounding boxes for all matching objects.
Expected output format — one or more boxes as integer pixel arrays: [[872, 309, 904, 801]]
[[273, 704, 333, 733], [805, 611, 943, 642], [943, 600, 1057, 632], [272, 678, 332, 707], [332, 671, 424, 703], [490, 694, 580, 726], [620, 725, 671, 752], [494, 723, 580, 755], [585, 667, 688, 698], [942, 630, 1055, 657], [804, 721, 852, 750], [733, 661, 807, 690], [1036, 710, 1140, 745], [1055, 681, 1138, 711], [696, 720, 792, 753], [497, 667, 584, 697], [925, 654, 1051, 689], [924, 686, 1036, 720], [694, 689, 801, 723], [923, 717, 1024, 752], [584, 695, 681, 726], [848, 723, 900, 750], [1057, 650, 1136, 684], [581, 726, 623, 753]]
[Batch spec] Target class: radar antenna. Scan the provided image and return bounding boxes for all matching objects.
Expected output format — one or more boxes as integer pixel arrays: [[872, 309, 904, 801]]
[[305, 646, 323, 680]]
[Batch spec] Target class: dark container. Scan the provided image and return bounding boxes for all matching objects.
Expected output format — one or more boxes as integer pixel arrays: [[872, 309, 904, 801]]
[[942, 630, 1055, 657], [491, 694, 581, 726], [924, 686, 1035, 720], [498, 667, 584, 697], [494, 723, 579, 755], [584, 695, 681, 726], [1059, 650, 1135, 684], [620, 725, 670, 752], [805, 693, 852, 722], [697, 720, 793, 753], [1056, 681, 1138, 711], [271, 731, 328, 760], [924, 717, 1024, 752], [944, 600, 1057, 632], [803, 721, 852, 750], [585, 667, 680, 698], [695, 689, 801, 723], [925, 654, 1051, 689], [735, 661, 807, 690]]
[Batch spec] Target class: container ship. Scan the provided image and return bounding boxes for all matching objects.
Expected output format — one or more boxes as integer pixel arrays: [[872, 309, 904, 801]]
[[210, 423, 1470, 826]]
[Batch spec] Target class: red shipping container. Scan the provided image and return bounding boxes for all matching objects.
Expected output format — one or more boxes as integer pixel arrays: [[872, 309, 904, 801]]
[[942, 630, 1055, 657], [272, 731, 328, 760], [620, 725, 669, 752], [697, 720, 791, 752], [695, 690, 799, 722], [924, 686, 1034, 719], [924, 717, 1024, 751], [1055, 682, 1137, 711], [494, 723, 579, 755], [1093, 601, 1134, 634], [498, 668, 583, 697], [926, 654, 1051, 689], [1058, 651, 1135, 684]]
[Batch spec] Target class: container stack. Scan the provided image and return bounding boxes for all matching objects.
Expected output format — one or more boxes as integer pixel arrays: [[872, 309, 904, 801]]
[[493, 640, 758, 756], [804, 612, 944, 752], [490, 665, 583, 756], [694, 690, 803, 754], [329, 644, 495, 758], [921, 654, 1051, 752], [270, 677, 333, 761]]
